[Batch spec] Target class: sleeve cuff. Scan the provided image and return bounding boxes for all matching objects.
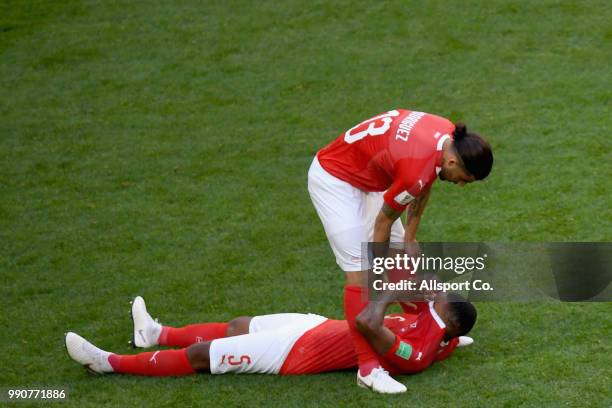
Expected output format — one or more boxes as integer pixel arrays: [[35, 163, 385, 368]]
[[383, 196, 408, 213]]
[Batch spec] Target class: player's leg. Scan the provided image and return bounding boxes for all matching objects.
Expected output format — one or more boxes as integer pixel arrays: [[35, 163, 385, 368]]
[[308, 157, 369, 273], [67, 314, 325, 377], [131, 297, 315, 348], [208, 314, 326, 375], [162, 313, 319, 349], [309, 158, 405, 393], [131, 296, 250, 348], [148, 312, 319, 344], [308, 160, 407, 393], [248, 313, 322, 333], [65, 332, 197, 376], [158, 317, 252, 348]]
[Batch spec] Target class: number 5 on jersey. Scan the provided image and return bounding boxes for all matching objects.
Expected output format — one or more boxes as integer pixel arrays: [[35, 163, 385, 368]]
[[344, 110, 400, 144]]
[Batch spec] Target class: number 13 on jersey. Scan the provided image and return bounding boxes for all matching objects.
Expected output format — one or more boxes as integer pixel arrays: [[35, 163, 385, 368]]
[[344, 110, 400, 144]]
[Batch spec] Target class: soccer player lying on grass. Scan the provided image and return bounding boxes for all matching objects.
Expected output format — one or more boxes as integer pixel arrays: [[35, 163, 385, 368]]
[[66, 293, 476, 391]]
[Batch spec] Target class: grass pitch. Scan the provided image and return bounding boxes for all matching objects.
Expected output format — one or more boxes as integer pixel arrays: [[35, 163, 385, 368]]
[[1, 1, 611, 407]]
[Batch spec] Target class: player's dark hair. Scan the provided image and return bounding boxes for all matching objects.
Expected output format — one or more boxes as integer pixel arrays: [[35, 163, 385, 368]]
[[446, 292, 477, 337], [453, 123, 493, 180]]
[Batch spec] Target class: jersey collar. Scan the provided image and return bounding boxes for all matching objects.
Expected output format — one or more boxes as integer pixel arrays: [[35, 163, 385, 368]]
[[435, 134, 450, 175], [428, 301, 446, 329]]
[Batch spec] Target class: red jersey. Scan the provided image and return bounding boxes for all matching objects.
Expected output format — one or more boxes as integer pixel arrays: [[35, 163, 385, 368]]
[[317, 109, 455, 211], [279, 302, 458, 375], [279, 319, 356, 375], [380, 301, 458, 375]]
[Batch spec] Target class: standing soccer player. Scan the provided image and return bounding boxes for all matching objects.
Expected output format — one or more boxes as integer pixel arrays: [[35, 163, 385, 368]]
[[308, 109, 493, 393]]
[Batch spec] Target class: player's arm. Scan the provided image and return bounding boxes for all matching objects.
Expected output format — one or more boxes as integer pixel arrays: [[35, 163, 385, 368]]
[[373, 203, 402, 243], [377, 169, 432, 244], [354, 300, 396, 355], [371, 204, 402, 270], [357, 300, 436, 373], [404, 184, 431, 243], [373, 183, 431, 262], [374, 169, 414, 244]]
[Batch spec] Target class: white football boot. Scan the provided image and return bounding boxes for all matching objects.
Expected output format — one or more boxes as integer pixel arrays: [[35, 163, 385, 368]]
[[131, 296, 162, 348], [357, 367, 407, 394], [457, 336, 474, 347], [65, 332, 113, 374]]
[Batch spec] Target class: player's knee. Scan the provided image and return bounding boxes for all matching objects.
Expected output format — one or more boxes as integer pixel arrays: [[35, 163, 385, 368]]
[[226, 316, 252, 337], [345, 271, 367, 286], [186, 342, 211, 372]]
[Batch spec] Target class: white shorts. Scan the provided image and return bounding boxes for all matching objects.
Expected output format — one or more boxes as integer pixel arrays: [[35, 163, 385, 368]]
[[209, 313, 327, 375], [308, 156, 405, 272]]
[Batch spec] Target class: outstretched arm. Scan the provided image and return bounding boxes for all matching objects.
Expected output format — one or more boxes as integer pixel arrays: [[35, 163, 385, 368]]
[[364, 187, 432, 354]]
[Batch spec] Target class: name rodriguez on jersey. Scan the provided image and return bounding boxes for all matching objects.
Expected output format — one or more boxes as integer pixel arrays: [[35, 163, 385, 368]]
[[372, 279, 494, 292]]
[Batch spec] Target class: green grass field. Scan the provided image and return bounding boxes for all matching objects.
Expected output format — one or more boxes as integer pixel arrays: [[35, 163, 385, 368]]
[[1, 0, 611, 406]]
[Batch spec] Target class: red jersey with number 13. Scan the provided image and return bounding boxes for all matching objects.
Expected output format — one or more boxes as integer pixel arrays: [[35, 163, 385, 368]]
[[317, 109, 455, 211]]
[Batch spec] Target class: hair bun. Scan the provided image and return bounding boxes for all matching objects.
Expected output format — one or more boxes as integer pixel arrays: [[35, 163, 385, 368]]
[[453, 123, 467, 141]]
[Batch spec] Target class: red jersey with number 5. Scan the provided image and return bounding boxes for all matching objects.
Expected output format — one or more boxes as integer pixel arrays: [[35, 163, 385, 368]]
[[317, 109, 455, 211]]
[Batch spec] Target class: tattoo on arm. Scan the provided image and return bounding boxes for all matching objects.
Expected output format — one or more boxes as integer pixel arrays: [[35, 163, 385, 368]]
[[382, 203, 402, 221], [404, 187, 431, 241], [406, 195, 424, 221]]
